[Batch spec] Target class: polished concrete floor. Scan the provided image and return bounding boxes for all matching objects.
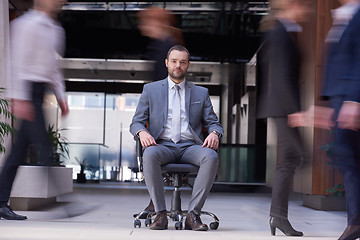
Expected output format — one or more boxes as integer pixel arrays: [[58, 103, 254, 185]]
[[0, 182, 347, 240]]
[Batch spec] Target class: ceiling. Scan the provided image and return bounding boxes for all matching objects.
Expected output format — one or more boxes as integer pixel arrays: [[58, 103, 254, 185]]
[[9, 1, 268, 62]]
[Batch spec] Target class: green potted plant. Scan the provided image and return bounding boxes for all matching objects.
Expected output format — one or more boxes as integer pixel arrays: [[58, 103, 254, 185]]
[[47, 125, 69, 166], [25, 125, 69, 166], [0, 88, 14, 154], [74, 157, 87, 183]]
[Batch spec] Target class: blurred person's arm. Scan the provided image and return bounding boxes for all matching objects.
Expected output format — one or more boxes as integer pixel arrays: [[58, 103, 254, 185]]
[[52, 27, 68, 116], [12, 99, 34, 121], [288, 106, 335, 129], [51, 64, 68, 116], [338, 22, 360, 131], [288, 111, 306, 128], [58, 99, 69, 117]]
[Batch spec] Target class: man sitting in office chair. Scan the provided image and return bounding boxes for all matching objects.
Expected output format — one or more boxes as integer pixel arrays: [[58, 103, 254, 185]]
[[130, 45, 223, 231]]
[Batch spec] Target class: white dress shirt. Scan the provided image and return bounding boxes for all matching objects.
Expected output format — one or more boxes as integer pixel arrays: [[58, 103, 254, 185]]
[[326, 2, 360, 43], [277, 17, 302, 33], [8, 9, 66, 101], [159, 78, 194, 142]]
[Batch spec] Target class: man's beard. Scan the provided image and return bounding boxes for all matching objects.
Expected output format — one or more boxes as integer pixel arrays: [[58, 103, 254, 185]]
[[169, 70, 186, 80]]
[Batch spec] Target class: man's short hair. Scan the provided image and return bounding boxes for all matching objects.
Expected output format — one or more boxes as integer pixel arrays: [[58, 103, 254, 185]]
[[167, 45, 190, 61]]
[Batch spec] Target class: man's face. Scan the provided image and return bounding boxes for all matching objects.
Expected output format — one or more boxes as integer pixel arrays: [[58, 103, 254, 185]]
[[36, 0, 67, 15], [138, 19, 162, 38], [165, 50, 190, 82], [293, 1, 313, 22]]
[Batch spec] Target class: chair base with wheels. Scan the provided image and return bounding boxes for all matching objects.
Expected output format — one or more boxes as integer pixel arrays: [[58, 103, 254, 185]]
[[133, 163, 219, 230]]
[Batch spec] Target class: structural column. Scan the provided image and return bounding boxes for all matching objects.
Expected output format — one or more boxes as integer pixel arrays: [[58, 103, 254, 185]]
[[292, 0, 344, 210], [0, 1, 10, 165]]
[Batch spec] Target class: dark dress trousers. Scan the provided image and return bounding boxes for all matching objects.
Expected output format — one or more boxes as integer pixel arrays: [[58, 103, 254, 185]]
[[257, 20, 304, 219]]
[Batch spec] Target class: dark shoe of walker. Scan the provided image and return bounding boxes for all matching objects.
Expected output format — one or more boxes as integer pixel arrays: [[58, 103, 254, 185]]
[[269, 217, 303, 236], [338, 225, 360, 240], [149, 211, 168, 230], [0, 206, 27, 220], [185, 211, 208, 231]]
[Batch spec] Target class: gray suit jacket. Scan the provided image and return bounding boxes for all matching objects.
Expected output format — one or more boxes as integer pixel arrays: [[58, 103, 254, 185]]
[[130, 78, 223, 144]]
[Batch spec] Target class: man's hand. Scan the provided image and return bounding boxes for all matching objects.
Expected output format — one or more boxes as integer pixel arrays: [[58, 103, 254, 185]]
[[288, 106, 335, 130], [12, 99, 35, 121], [59, 99, 69, 117], [311, 105, 335, 130], [202, 132, 219, 150], [337, 102, 360, 131], [288, 111, 306, 128], [138, 130, 157, 147]]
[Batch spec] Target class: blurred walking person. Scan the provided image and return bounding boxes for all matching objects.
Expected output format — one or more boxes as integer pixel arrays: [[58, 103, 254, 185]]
[[0, 0, 69, 220], [321, 1, 360, 239], [137, 7, 184, 82], [257, 0, 311, 236]]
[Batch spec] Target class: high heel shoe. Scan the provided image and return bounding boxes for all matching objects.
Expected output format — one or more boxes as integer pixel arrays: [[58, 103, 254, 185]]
[[269, 217, 303, 236]]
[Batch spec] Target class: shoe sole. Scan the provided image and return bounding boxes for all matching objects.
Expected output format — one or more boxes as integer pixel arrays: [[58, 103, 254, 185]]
[[149, 226, 168, 230], [0, 216, 27, 220], [185, 225, 208, 231]]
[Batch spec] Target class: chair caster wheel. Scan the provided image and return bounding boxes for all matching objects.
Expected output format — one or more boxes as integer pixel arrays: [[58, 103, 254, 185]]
[[175, 221, 183, 230], [134, 219, 141, 228], [145, 218, 152, 227], [210, 221, 219, 230]]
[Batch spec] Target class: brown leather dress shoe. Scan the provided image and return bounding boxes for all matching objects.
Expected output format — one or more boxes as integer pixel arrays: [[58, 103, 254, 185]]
[[149, 211, 168, 230], [185, 211, 208, 231], [338, 225, 360, 240]]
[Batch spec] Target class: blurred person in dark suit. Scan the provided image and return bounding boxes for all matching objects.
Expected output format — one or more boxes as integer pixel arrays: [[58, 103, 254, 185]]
[[137, 7, 184, 82], [0, 0, 69, 220], [320, 1, 360, 239], [257, 0, 312, 236]]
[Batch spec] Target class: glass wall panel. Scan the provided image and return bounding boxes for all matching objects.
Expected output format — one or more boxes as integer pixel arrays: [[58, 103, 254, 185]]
[[63, 143, 100, 180], [100, 93, 140, 181], [59, 92, 105, 144]]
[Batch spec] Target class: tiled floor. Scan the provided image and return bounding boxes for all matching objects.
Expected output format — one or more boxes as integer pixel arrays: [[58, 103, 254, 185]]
[[0, 183, 347, 240]]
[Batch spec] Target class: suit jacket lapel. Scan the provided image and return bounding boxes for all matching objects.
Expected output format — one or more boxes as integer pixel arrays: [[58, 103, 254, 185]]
[[161, 79, 169, 124], [185, 81, 191, 120]]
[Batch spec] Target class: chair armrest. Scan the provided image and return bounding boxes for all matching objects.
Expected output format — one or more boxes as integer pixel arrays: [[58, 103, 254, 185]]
[[134, 135, 143, 172]]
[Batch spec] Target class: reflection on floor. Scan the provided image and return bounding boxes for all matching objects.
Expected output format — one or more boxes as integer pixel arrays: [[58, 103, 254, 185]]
[[0, 182, 347, 240]]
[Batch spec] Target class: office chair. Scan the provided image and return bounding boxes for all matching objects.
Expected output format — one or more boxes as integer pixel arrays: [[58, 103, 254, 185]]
[[133, 136, 219, 230]]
